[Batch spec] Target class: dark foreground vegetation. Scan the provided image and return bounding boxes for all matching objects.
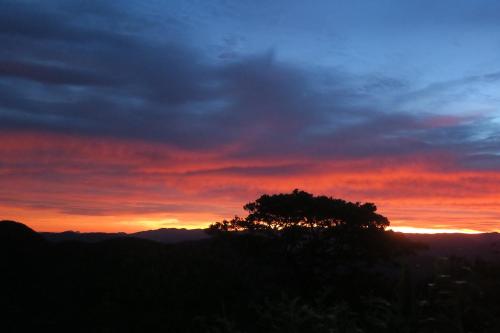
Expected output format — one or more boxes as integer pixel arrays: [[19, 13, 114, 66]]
[[2, 190, 500, 332]]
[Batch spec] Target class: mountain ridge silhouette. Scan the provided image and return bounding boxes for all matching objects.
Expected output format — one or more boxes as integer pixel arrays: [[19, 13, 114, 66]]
[[0, 220, 47, 250], [40, 226, 209, 243], [3, 220, 499, 258], [2, 219, 500, 332]]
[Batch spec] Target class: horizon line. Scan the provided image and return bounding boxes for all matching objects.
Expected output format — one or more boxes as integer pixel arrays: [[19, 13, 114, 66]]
[[3, 219, 496, 235]]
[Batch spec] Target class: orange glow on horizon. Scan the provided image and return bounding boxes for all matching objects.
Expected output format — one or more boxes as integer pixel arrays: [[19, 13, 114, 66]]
[[389, 226, 486, 234], [1, 131, 500, 233]]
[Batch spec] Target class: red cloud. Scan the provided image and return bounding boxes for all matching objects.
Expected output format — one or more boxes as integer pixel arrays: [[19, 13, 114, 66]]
[[1, 131, 500, 232]]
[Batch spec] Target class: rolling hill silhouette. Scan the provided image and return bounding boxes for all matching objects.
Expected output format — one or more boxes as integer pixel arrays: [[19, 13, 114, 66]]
[[404, 232, 500, 259], [0, 220, 46, 252], [2, 219, 500, 332], [41, 227, 209, 243], [38, 223, 500, 259]]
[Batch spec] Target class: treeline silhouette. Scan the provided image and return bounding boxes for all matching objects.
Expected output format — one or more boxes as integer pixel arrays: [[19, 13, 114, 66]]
[[2, 190, 500, 332]]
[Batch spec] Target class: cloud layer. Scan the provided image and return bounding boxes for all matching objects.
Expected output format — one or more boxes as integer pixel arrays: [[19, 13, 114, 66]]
[[1, 1, 500, 232]]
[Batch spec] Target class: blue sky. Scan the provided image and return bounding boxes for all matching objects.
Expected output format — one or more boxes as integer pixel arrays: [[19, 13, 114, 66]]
[[1, 0, 500, 231], [3, 0, 500, 157]]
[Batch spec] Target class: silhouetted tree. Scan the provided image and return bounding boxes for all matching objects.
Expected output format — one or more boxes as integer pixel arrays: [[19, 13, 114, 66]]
[[208, 189, 393, 254], [209, 189, 389, 234], [208, 190, 420, 275]]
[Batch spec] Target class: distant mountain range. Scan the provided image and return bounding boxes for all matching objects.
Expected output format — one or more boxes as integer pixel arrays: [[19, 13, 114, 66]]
[[41, 227, 209, 244], [404, 232, 500, 259], [2, 220, 500, 259]]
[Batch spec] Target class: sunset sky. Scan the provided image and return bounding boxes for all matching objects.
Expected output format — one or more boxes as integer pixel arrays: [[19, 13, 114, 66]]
[[2, 0, 500, 233]]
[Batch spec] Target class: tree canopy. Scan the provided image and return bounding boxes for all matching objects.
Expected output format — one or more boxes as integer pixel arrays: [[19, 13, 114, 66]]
[[209, 189, 389, 234]]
